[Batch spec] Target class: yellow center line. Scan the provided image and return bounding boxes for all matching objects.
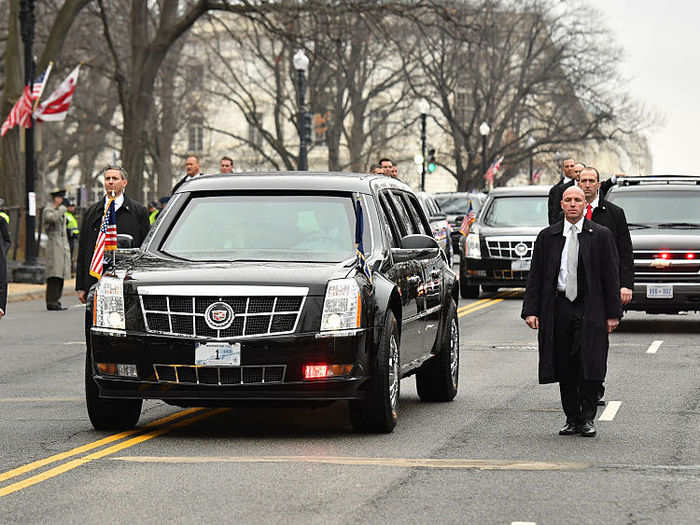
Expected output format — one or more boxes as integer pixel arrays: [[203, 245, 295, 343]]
[[459, 298, 504, 317], [0, 408, 229, 498], [0, 407, 204, 484]]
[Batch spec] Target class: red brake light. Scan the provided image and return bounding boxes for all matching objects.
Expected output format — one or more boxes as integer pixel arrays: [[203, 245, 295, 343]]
[[686, 253, 696, 260], [657, 252, 671, 260]]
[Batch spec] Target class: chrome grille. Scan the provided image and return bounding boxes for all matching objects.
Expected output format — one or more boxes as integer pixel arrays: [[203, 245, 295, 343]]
[[154, 364, 286, 385], [486, 237, 535, 260], [633, 250, 700, 283], [139, 286, 307, 340]]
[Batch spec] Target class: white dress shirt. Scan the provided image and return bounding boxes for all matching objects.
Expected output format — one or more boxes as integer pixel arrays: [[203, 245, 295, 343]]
[[105, 193, 125, 212], [557, 216, 584, 292]]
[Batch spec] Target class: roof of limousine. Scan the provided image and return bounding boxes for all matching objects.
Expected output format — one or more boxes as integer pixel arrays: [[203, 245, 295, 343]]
[[173, 171, 413, 195]]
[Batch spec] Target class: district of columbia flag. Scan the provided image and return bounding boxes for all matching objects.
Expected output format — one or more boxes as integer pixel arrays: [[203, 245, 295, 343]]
[[89, 196, 117, 279], [34, 64, 81, 122], [483, 155, 504, 184]]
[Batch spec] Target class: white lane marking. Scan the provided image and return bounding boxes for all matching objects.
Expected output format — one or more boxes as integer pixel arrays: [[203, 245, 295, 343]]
[[646, 340, 663, 354], [63, 341, 86, 345], [598, 401, 622, 421], [512, 522, 536, 525]]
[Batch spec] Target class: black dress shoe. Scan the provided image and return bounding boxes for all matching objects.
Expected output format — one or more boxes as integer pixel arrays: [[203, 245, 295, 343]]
[[580, 420, 596, 437], [47, 304, 68, 311], [597, 399, 606, 406], [559, 422, 579, 435]]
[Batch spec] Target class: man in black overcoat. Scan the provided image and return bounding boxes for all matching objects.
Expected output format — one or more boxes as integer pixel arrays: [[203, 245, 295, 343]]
[[522, 186, 622, 437], [0, 217, 7, 319], [547, 158, 577, 225], [76, 166, 150, 304]]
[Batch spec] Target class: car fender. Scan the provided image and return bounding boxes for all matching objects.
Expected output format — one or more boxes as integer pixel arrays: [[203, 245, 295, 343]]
[[371, 273, 402, 347]]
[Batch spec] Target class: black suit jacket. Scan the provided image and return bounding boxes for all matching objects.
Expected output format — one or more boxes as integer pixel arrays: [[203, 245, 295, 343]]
[[0, 223, 6, 312], [548, 178, 615, 224], [591, 200, 634, 289], [522, 219, 622, 382], [76, 195, 150, 292], [171, 173, 203, 194]]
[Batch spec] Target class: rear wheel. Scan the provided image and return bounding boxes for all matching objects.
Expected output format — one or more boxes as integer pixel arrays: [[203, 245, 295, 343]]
[[85, 351, 142, 430], [416, 299, 459, 401], [349, 311, 400, 433]]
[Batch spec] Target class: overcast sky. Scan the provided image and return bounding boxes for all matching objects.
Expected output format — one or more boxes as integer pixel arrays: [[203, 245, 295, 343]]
[[587, 0, 699, 174]]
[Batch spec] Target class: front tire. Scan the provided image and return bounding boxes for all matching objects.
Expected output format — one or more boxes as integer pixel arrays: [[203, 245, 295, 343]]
[[349, 311, 400, 433], [416, 299, 459, 401], [85, 351, 142, 430], [460, 278, 480, 299]]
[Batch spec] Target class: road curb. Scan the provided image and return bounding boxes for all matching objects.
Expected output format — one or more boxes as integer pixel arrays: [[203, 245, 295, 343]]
[[8, 291, 46, 303]]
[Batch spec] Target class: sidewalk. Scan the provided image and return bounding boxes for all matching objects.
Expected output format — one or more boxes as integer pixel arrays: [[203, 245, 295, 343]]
[[8, 278, 76, 303]]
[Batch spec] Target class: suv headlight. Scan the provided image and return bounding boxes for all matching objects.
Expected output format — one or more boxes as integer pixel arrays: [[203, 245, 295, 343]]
[[94, 276, 126, 330], [466, 225, 481, 259], [321, 279, 361, 331]]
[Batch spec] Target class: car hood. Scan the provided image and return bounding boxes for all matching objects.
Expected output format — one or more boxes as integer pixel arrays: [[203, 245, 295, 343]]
[[121, 254, 353, 296], [477, 224, 546, 237], [629, 228, 700, 251]]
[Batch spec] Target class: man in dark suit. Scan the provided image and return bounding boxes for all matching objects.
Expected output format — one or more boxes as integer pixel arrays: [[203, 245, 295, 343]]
[[547, 158, 577, 225], [522, 186, 622, 437], [76, 166, 150, 304], [172, 155, 203, 193], [0, 215, 7, 319]]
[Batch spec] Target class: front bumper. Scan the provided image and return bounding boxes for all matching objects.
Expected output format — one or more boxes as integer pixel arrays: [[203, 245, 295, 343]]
[[89, 329, 371, 402], [627, 282, 700, 313], [460, 256, 529, 287]]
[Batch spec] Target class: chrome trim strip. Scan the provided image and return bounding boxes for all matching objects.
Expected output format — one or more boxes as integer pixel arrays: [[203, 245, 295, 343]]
[[634, 283, 700, 288], [138, 285, 309, 296], [315, 328, 367, 339], [485, 236, 537, 242], [91, 327, 127, 337]]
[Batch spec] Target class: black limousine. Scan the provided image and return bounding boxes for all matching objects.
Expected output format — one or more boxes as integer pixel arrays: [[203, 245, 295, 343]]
[[86, 172, 459, 433]]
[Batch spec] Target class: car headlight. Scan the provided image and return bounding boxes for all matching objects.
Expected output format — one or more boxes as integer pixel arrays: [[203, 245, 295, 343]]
[[321, 279, 361, 331], [466, 225, 481, 259], [94, 276, 126, 330]]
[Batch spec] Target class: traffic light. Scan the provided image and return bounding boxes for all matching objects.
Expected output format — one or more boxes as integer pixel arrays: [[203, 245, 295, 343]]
[[427, 148, 436, 173], [302, 111, 313, 146]]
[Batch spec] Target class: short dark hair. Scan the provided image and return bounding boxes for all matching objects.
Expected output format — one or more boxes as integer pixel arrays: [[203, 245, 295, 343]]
[[221, 156, 233, 164], [100, 165, 128, 180], [378, 157, 393, 166], [581, 166, 600, 181]]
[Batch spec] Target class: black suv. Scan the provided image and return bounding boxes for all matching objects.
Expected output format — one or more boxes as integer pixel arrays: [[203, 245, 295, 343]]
[[605, 175, 700, 314], [85, 172, 459, 434], [433, 192, 486, 254], [458, 185, 550, 298]]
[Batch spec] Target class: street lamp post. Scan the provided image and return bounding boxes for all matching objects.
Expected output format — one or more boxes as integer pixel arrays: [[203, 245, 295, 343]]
[[418, 98, 429, 191], [527, 136, 536, 184], [479, 121, 490, 189], [293, 49, 309, 171], [14, 0, 44, 283]]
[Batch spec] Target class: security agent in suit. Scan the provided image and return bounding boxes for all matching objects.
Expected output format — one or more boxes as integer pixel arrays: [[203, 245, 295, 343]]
[[0, 217, 7, 319], [76, 166, 150, 304], [548, 160, 617, 225], [171, 155, 203, 194], [522, 186, 622, 437]]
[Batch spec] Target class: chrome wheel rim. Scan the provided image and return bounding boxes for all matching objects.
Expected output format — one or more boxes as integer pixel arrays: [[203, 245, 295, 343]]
[[388, 334, 399, 409], [449, 317, 459, 387]]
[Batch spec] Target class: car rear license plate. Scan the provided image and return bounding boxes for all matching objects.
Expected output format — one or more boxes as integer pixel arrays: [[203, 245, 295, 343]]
[[646, 285, 673, 299], [195, 342, 241, 366], [511, 259, 531, 271]]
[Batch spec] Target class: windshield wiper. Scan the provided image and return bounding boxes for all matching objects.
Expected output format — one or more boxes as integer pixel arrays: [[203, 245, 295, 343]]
[[656, 222, 700, 229], [627, 223, 652, 229]]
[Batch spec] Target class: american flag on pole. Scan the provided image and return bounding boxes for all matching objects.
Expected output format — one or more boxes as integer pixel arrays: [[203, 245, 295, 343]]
[[458, 200, 476, 236], [34, 65, 81, 122], [483, 155, 504, 184], [32, 64, 53, 100], [89, 197, 118, 279], [0, 86, 35, 137]]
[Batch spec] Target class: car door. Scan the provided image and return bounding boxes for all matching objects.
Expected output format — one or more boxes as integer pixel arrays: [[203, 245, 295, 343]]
[[396, 191, 444, 357], [377, 191, 426, 369]]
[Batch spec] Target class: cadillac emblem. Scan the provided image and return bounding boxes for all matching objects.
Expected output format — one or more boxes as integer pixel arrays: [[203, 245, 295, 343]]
[[204, 301, 235, 330], [514, 242, 528, 257]]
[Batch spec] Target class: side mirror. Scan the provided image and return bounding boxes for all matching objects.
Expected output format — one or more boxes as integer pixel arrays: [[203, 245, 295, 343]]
[[400, 234, 439, 250], [117, 233, 134, 249]]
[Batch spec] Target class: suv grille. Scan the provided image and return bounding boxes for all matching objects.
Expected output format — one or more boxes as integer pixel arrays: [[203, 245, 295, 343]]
[[140, 293, 305, 339], [486, 237, 535, 259], [153, 364, 286, 385], [633, 250, 700, 283]]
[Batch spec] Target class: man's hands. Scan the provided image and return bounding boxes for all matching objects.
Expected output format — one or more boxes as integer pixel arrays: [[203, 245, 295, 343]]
[[607, 318, 619, 333], [78, 290, 87, 304], [621, 287, 632, 305], [525, 315, 539, 329]]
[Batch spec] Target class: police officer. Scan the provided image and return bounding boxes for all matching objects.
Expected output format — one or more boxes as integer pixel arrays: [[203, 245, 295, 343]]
[[148, 201, 160, 225], [64, 198, 80, 264]]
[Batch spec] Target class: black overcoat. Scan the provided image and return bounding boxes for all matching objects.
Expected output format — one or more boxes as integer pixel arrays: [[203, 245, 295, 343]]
[[76, 195, 150, 293], [591, 200, 634, 289], [0, 221, 7, 312], [521, 219, 623, 383]]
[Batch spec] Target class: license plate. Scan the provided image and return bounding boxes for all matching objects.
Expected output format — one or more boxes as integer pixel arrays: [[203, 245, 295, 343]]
[[646, 285, 673, 299], [511, 259, 531, 271], [195, 342, 241, 366]]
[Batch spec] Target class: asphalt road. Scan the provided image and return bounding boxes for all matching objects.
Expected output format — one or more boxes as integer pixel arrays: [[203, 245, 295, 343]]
[[1, 292, 698, 524]]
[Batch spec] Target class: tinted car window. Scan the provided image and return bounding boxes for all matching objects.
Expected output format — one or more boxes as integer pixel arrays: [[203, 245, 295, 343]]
[[482, 196, 548, 227], [378, 193, 402, 247], [434, 194, 483, 214], [162, 194, 363, 262], [388, 191, 417, 235], [401, 193, 431, 236], [606, 190, 700, 224]]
